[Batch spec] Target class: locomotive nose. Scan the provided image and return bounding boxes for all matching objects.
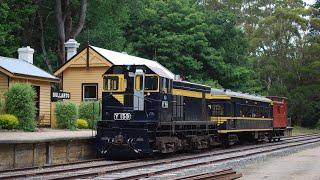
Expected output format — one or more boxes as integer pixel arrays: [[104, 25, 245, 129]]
[[114, 134, 124, 145]]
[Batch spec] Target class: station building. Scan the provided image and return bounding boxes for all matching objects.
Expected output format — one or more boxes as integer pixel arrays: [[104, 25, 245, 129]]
[[54, 39, 172, 104], [0, 46, 59, 126]]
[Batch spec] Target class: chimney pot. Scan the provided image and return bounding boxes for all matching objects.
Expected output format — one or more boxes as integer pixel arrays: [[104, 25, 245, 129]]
[[64, 39, 80, 61], [17, 46, 34, 64]]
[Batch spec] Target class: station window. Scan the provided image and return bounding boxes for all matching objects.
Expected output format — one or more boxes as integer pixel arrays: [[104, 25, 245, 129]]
[[104, 76, 119, 91], [82, 83, 98, 101]]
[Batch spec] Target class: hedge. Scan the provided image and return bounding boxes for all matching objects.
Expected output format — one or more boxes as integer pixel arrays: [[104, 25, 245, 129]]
[[0, 114, 19, 129], [55, 101, 77, 130], [5, 83, 36, 131], [78, 101, 100, 128]]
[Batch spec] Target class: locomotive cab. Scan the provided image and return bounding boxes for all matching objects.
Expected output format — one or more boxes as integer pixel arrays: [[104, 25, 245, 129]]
[[97, 65, 173, 158], [101, 65, 171, 121]]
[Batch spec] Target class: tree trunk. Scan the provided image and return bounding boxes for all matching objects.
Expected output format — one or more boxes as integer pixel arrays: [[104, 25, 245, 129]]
[[37, 10, 53, 73], [71, 0, 87, 38], [54, 0, 87, 65], [54, 0, 66, 65]]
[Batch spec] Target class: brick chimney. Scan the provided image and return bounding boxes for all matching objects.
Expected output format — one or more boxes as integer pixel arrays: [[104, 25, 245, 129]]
[[64, 39, 80, 61], [17, 46, 34, 64]]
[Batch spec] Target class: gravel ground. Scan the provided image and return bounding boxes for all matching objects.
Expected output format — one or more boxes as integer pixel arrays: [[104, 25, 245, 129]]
[[146, 141, 320, 180], [237, 144, 320, 180]]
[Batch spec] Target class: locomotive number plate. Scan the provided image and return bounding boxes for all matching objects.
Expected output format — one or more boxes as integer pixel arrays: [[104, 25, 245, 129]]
[[114, 113, 131, 120]]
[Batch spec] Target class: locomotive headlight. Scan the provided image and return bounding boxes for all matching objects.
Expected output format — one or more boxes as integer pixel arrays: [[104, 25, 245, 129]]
[[148, 111, 155, 118]]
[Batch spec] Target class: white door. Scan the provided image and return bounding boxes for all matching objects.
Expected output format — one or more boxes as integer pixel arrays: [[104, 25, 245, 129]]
[[134, 69, 145, 111]]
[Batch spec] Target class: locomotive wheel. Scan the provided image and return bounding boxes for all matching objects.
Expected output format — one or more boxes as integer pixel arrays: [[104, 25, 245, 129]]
[[221, 135, 230, 148]]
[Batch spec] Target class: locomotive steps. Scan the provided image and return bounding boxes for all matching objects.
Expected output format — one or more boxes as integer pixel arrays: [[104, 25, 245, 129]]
[[0, 134, 319, 179]]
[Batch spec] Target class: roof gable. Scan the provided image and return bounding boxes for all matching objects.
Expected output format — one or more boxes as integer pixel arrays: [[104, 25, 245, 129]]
[[55, 45, 175, 79], [54, 46, 112, 76]]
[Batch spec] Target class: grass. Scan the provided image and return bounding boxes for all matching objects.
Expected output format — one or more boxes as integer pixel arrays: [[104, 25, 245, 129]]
[[292, 126, 320, 136]]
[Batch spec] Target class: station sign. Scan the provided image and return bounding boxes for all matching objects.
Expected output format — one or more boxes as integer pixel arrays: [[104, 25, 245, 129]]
[[51, 91, 71, 102]]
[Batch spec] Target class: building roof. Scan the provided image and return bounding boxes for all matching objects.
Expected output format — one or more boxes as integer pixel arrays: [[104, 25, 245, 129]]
[[0, 56, 59, 81], [91, 46, 175, 79], [211, 88, 272, 103]]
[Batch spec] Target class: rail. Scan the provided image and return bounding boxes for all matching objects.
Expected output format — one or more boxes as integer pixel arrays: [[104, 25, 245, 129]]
[[0, 134, 319, 179]]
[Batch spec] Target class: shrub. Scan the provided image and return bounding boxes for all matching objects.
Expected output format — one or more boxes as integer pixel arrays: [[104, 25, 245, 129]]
[[5, 83, 36, 131], [55, 101, 77, 130], [316, 120, 320, 130], [0, 98, 4, 114], [0, 114, 19, 129], [78, 101, 100, 128], [76, 119, 88, 129]]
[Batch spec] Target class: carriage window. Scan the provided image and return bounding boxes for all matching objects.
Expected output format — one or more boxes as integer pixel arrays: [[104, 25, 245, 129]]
[[104, 76, 119, 91], [135, 75, 144, 91], [145, 75, 158, 91], [211, 104, 224, 116]]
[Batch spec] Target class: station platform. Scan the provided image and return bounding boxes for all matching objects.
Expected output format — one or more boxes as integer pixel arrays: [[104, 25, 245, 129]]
[[0, 129, 97, 171], [0, 128, 96, 143]]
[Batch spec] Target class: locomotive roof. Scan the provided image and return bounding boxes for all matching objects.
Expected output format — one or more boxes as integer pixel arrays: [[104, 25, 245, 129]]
[[211, 88, 272, 103], [91, 46, 175, 79], [173, 80, 211, 92]]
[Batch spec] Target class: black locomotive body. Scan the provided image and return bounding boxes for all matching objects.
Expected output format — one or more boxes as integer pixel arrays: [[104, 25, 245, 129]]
[[96, 64, 287, 159]]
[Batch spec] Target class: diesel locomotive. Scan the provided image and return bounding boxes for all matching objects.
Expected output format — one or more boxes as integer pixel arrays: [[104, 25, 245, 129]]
[[96, 59, 290, 159]]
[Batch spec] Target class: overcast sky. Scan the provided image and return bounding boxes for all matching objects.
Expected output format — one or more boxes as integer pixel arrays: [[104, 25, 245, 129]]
[[303, 0, 316, 5]]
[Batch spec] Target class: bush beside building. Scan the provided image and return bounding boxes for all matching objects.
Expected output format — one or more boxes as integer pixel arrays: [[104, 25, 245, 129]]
[[5, 83, 37, 131], [55, 101, 78, 130]]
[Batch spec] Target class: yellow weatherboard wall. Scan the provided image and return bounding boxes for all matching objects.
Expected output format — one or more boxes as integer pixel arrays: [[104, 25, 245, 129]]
[[0, 71, 53, 126], [54, 47, 112, 104], [0, 72, 8, 100]]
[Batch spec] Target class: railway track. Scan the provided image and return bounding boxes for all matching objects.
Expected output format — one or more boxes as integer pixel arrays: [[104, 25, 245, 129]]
[[171, 168, 242, 180], [0, 134, 319, 179]]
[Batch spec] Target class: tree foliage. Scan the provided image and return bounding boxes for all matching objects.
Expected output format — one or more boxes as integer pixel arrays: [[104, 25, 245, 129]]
[[125, 0, 256, 90], [0, 0, 319, 127], [0, 0, 36, 56]]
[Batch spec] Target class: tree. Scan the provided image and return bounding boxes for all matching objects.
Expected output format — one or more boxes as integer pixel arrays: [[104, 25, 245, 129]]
[[54, 0, 87, 64], [125, 0, 257, 90], [77, 0, 132, 51], [0, 0, 36, 56]]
